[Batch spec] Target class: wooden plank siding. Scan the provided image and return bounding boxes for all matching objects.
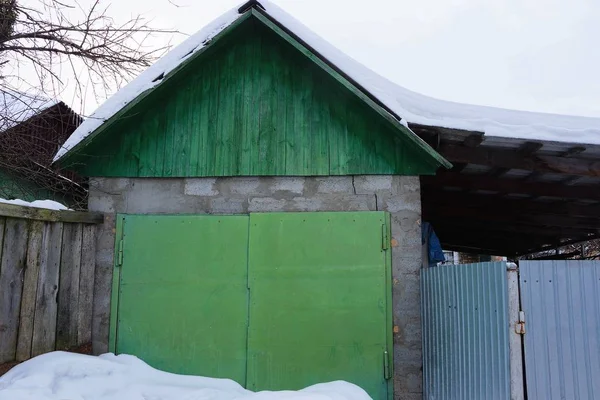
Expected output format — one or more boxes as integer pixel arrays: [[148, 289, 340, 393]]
[[64, 19, 439, 178], [0, 205, 99, 363]]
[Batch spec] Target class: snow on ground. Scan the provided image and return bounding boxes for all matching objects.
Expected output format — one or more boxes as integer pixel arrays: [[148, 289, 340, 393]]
[[0, 198, 69, 211], [0, 352, 371, 400], [54, 0, 600, 163]]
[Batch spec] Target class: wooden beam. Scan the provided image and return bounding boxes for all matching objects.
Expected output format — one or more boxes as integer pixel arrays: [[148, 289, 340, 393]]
[[425, 206, 600, 230], [561, 146, 586, 157], [517, 235, 598, 257], [463, 134, 484, 148], [421, 172, 600, 200], [421, 190, 600, 218], [437, 235, 537, 256], [441, 244, 519, 257], [438, 143, 600, 176], [0, 203, 103, 224], [425, 217, 595, 238], [488, 141, 543, 177], [529, 250, 581, 260]]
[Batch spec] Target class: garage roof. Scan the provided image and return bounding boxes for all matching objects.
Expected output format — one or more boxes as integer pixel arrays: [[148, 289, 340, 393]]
[[415, 124, 600, 256]]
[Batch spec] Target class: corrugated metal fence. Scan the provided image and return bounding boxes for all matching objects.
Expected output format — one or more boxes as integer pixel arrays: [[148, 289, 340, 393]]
[[520, 260, 600, 400], [421, 262, 511, 400]]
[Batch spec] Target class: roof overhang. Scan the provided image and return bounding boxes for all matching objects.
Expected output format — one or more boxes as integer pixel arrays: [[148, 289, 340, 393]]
[[415, 124, 600, 257]]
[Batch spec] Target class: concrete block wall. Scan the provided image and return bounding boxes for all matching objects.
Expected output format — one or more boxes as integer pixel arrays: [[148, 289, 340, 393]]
[[88, 175, 423, 399]]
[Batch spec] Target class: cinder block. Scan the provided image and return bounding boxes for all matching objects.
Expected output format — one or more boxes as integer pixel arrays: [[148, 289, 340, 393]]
[[248, 197, 286, 212], [184, 178, 219, 196], [270, 177, 306, 195], [88, 195, 116, 213], [394, 372, 423, 394], [316, 177, 354, 194], [90, 177, 131, 193], [229, 177, 261, 195], [289, 197, 324, 212], [378, 193, 422, 213], [354, 175, 393, 194], [394, 393, 422, 400], [210, 198, 247, 214]]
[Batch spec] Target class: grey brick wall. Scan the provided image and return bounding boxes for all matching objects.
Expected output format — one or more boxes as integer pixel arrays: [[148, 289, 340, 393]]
[[88, 175, 423, 399]]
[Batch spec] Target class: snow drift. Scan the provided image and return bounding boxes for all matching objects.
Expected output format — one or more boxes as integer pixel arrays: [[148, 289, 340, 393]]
[[0, 352, 372, 400]]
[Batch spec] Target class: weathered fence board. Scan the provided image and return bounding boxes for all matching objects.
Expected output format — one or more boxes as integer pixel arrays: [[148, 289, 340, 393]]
[[31, 222, 63, 357], [77, 225, 96, 345], [0, 202, 101, 365], [0, 219, 29, 363], [56, 224, 83, 350], [16, 221, 44, 361], [0, 202, 103, 224]]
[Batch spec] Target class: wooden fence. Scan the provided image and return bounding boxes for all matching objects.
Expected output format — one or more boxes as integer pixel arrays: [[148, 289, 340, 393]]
[[0, 202, 103, 363]]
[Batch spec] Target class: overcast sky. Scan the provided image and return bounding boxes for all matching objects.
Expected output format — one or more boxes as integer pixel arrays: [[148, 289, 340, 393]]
[[74, 0, 600, 118]]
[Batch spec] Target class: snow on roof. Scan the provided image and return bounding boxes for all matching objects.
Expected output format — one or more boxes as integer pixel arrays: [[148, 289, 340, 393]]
[[53, 0, 600, 162], [0, 351, 371, 400], [1, 90, 58, 132]]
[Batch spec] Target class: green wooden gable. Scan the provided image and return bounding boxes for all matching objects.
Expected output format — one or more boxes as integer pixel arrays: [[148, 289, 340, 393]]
[[61, 10, 449, 177]]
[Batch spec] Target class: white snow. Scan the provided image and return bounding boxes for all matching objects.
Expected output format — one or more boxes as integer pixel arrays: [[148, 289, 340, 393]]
[[53, 0, 600, 163], [0, 198, 69, 211], [0, 352, 372, 400], [1, 90, 58, 132]]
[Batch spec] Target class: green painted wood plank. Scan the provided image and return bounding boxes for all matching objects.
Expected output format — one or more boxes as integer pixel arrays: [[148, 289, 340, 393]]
[[239, 32, 255, 175], [247, 29, 262, 176], [217, 45, 236, 176], [187, 76, 201, 176], [173, 83, 191, 177]]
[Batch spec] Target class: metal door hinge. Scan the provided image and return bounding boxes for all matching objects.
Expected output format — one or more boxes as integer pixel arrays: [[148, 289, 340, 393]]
[[117, 239, 124, 267], [383, 350, 391, 379], [382, 224, 390, 251], [515, 310, 525, 334]]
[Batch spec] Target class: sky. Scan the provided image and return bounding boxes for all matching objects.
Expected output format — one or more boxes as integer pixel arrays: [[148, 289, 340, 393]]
[[57, 0, 600, 118]]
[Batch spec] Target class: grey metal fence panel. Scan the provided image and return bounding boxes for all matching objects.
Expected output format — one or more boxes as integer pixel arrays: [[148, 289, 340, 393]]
[[520, 260, 600, 400], [421, 262, 511, 400]]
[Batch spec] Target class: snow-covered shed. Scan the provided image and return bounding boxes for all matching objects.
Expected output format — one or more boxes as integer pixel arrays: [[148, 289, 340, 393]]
[[1, 90, 82, 204], [53, 0, 600, 399]]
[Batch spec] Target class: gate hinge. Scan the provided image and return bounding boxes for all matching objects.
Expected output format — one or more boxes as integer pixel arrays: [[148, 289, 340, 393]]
[[515, 310, 525, 335], [117, 239, 124, 267], [382, 224, 390, 251], [383, 350, 391, 379]]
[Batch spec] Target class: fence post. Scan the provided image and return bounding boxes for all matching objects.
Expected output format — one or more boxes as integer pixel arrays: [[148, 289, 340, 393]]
[[507, 263, 525, 400]]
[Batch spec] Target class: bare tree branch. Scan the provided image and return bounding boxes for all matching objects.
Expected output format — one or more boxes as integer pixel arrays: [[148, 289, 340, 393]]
[[0, 0, 180, 208]]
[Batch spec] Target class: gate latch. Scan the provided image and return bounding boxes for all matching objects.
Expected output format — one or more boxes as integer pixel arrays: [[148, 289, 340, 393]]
[[515, 310, 525, 335]]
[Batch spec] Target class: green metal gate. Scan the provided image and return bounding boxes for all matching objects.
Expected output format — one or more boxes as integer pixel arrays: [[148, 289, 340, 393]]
[[109, 215, 250, 383], [110, 212, 392, 399]]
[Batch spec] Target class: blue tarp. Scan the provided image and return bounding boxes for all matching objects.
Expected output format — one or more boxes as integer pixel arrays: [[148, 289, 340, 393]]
[[422, 222, 445, 267]]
